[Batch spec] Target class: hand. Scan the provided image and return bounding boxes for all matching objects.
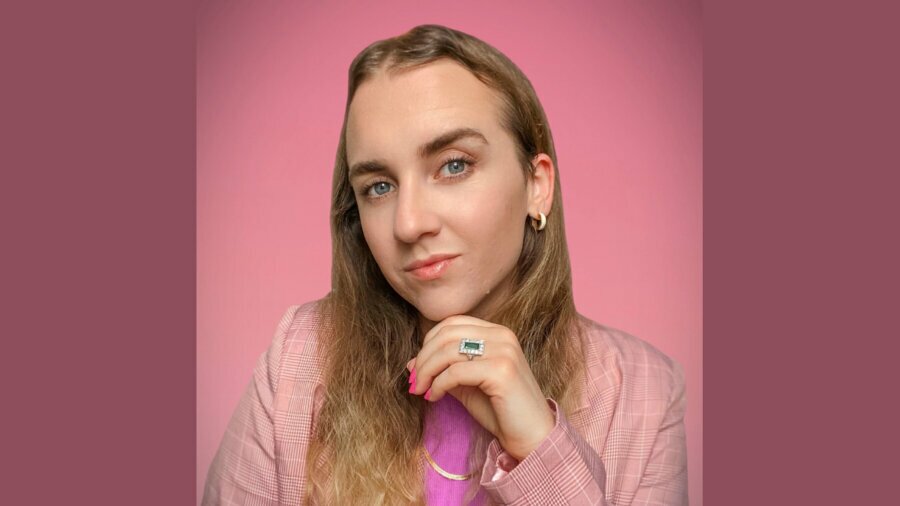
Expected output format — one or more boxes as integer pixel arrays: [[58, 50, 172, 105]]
[[407, 314, 555, 462]]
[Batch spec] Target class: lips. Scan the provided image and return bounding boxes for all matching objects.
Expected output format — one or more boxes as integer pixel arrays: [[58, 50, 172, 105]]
[[404, 254, 459, 281], [404, 253, 460, 272]]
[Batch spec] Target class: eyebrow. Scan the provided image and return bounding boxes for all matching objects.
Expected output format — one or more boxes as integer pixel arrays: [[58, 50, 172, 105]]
[[348, 127, 489, 180]]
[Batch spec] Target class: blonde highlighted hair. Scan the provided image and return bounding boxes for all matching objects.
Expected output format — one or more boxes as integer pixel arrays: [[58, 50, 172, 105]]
[[305, 24, 586, 505]]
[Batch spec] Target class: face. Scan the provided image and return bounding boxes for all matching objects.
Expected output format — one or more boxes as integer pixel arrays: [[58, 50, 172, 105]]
[[346, 60, 550, 331]]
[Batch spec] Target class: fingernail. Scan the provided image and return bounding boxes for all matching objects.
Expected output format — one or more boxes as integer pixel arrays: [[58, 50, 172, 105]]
[[408, 369, 416, 393], [425, 388, 432, 401]]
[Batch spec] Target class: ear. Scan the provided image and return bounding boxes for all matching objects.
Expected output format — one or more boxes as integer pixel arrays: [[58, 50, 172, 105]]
[[526, 153, 555, 217]]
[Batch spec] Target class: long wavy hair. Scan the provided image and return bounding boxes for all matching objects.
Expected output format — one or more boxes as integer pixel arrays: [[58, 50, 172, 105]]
[[304, 24, 586, 505]]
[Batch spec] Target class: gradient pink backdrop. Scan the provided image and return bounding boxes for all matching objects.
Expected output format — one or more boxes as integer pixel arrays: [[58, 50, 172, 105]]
[[197, 1, 702, 504]]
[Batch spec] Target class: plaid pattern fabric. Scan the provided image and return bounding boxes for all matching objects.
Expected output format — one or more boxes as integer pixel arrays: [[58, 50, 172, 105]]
[[202, 300, 688, 505]]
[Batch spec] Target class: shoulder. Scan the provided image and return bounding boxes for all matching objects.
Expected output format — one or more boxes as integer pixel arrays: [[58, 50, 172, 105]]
[[278, 298, 329, 349], [575, 314, 684, 404], [264, 298, 330, 393]]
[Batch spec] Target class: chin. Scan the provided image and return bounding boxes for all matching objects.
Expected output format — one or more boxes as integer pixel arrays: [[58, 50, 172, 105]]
[[411, 293, 476, 322]]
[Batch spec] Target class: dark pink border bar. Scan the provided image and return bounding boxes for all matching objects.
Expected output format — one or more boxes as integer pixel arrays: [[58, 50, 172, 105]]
[[706, 1, 898, 504], [4, 1, 197, 504], [5, 1, 899, 505]]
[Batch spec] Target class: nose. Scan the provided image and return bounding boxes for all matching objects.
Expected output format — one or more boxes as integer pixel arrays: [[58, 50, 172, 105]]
[[393, 182, 441, 244]]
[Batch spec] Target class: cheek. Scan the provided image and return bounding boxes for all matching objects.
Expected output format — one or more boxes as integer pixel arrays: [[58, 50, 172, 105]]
[[453, 177, 527, 258], [359, 210, 394, 266]]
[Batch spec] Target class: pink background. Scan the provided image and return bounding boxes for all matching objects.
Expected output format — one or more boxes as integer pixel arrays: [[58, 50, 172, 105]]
[[197, 1, 701, 504]]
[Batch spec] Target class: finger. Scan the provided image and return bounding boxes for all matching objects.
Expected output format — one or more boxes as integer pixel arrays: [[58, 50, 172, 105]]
[[426, 359, 492, 403], [420, 314, 496, 348], [418, 323, 494, 367], [411, 325, 509, 394], [411, 325, 499, 395]]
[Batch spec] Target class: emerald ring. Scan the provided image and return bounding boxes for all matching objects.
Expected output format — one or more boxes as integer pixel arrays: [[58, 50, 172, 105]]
[[458, 338, 485, 361]]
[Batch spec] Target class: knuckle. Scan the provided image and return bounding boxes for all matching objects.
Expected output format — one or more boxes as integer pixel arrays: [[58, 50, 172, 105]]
[[443, 364, 458, 382], [443, 336, 459, 354], [493, 358, 516, 380], [438, 317, 462, 331], [432, 367, 452, 391], [496, 342, 518, 361], [439, 326, 460, 343]]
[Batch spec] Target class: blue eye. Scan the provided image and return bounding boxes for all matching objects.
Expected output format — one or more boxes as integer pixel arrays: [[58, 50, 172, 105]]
[[360, 156, 475, 201], [360, 180, 394, 199], [443, 159, 467, 175], [370, 181, 392, 196], [439, 156, 475, 177]]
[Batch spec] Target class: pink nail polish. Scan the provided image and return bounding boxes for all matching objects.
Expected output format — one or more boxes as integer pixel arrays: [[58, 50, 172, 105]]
[[425, 388, 432, 401], [408, 369, 416, 393]]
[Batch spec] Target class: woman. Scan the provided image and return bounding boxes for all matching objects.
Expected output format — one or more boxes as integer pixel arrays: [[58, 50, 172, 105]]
[[202, 24, 688, 506]]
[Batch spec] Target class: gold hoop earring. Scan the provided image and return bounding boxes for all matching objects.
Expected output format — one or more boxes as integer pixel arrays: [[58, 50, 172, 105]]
[[531, 212, 547, 231]]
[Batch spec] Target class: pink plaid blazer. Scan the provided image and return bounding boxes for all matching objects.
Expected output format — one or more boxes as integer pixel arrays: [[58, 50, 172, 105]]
[[202, 300, 688, 505]]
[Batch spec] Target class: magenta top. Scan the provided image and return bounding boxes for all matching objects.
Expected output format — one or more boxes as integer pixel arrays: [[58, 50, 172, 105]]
[[423, 394, 489, 505]]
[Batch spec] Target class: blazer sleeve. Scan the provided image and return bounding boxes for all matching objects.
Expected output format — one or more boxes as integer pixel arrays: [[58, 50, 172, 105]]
[[478, 361, 689, 505], [478, 398, 610, 505], [201, 305, 302, 506]]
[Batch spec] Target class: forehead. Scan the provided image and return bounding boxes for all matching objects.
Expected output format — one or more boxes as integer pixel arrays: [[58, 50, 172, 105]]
[[346, 59, 504, 158]]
